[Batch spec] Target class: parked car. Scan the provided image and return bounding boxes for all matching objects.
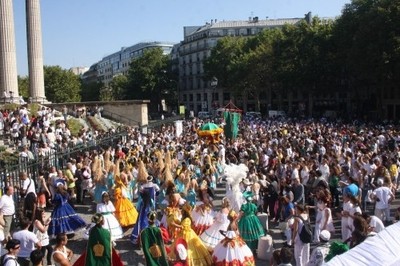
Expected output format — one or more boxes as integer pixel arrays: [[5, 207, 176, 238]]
[[244, 111, 262, 120], [268, 110, 286, 118], [197, 111, 212, 119]]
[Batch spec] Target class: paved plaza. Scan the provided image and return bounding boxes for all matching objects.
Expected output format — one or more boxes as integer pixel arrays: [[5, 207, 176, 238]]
[[61, 184, 400, 266]]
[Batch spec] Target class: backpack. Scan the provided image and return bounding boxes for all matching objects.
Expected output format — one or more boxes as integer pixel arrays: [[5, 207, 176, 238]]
[[296, 215, 313, 243], [1, 254, 17, 266]]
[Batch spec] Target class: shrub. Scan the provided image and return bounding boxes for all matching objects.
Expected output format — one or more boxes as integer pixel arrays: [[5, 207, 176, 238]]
[[68, 118, 84, 137]]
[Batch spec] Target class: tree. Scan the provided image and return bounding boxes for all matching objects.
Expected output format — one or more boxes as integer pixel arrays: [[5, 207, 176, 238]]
[[81, 81, 102, 101], [333, 0, 400, 118], [204, 37, 247, 89], [126, 47, 175, 112], [44, 66, 81, 103], [108, 74, 128, 100], [18, 75, 29, 99]]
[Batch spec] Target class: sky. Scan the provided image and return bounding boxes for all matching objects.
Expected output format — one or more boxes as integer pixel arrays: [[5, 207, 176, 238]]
[[12, 0, 351, 76]]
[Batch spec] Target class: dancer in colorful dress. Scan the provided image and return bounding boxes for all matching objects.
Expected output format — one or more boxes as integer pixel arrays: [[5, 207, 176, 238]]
[[48, 183, 86, 238], [130, 179, 156, 244], [140, 211, 169, 266], [200, 197, 231, 250], [212, 230, 255, 266], [96, 192, 123, 241], [164, 182, 185, 238], [191, 181, 214, 235], [237, 192, 265, 252], [73, 214, 124, 266], [168, 202, 212, 266], [113, 178, 138, 227]]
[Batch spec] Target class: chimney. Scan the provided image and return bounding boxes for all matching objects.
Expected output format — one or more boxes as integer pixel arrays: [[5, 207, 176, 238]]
[[305, 12, 312, 24]]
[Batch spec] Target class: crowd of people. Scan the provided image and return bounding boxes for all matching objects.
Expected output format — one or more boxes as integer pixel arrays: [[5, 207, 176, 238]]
[[0, 105, 399, 265]]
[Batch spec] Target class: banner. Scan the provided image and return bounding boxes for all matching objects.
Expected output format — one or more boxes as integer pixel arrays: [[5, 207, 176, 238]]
[[179, 105, 185, 115], [175, 120, 183, 137], [224, 112, 240, 139]]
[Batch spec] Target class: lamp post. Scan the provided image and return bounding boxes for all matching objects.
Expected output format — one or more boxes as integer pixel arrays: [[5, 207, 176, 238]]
[[211, 77, 218, 115]]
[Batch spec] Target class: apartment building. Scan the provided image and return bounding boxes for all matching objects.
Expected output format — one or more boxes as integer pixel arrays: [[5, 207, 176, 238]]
[[175, 16, 306, 114], [96, 42, 175, 86]]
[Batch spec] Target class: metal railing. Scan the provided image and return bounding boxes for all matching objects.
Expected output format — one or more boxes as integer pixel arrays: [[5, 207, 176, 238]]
[[147, 115, 183, 129], [0, 130, 128, 197]]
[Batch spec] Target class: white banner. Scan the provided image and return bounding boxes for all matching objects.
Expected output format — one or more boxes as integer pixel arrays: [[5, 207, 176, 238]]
[[175, 120, 183, 137]]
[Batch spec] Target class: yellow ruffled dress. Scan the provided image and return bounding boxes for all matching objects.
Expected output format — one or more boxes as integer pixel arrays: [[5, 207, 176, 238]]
[[113, 186, 138, 227], [169, 217, 213, 266]]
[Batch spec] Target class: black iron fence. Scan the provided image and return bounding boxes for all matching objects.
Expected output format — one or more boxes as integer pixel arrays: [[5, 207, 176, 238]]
[[0, 130, 129, 200]]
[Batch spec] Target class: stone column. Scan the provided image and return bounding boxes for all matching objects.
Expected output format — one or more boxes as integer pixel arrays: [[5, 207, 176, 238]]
[[0, 0, 19, 103], [26, 0, 46, 103]]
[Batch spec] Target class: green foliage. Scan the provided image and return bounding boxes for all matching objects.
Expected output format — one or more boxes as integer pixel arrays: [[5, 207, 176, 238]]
[[18, 75, 29, 99], [126, 48, 174, 112], [44, 66, 81, 103], [332, 0, 400, 116], [67, 118, 84, 137], [107, 75, 128, 100], [0, 151, 19, 166], [27, 103, 40, 117], [0, 103, 19, 111], [81, 81, 102, 102]]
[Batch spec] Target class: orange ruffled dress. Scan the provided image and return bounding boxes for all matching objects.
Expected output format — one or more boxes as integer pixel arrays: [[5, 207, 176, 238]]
[[113, 186, 138, 227], [169, 217, 212, 266]]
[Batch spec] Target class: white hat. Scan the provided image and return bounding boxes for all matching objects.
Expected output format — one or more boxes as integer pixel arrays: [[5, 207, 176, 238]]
[[320, 230, 331, 242]]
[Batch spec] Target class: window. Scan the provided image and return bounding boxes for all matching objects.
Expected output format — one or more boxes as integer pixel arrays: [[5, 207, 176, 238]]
[[183, 94, 187, 101], [189, 94, 193, 102], [203, 93, 208, 101], [197, 93, 201, 101], [223, 93, 230, 101]]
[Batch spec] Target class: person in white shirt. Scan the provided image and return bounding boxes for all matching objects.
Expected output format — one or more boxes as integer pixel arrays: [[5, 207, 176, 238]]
[[361, 213, 385, 233], [371, 179, 394, 223], [20, 172, 36, 197], [13, 217, 41, 266], [0, 186, 16, 243], [318, 158, 330, 182]]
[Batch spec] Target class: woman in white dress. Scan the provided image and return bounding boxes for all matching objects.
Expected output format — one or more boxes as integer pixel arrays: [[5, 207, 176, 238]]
[[340, 193, 353, 241], [292, 204, 310, 266], [96, 192, 123, 241], [200, 197, 231, 250], [314, 199, 335, 243]]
